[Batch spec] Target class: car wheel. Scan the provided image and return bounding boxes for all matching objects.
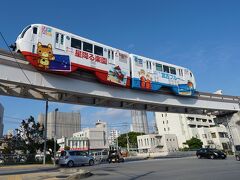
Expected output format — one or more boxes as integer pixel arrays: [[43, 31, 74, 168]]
[[210, 155, 215, 160], [236, 156, 240, 161], [197, 155, 201, 159], [67, 160, 74, 168], [89, 159, 94, 166]]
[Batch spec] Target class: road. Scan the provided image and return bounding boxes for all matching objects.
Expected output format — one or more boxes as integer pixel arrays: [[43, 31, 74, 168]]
[[1, 157, 239, 180], [83, 157, 240, 180]]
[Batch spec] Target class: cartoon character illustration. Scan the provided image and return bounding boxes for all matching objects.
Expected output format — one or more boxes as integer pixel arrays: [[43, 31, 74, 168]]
[[145, 73, 152, 89], [139, 69, 146, 88], [37, 42, 55, 69], [107, 66, 127, 85]]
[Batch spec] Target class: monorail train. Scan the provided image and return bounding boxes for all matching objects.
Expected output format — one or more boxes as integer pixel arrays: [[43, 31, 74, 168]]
[[12, 24, 196, 96]]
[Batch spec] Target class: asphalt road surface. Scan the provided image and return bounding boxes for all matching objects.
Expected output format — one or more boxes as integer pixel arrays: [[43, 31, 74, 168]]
[[1, 156, 239, 180], [82, 156, 240, 180]]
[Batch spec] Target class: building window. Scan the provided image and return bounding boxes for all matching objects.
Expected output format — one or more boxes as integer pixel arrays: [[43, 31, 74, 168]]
[[196, 118, 201, 122], [202, 134, 207, 138], [168, 127, 170, 131], [187, 117, 194, 121], [164, 128, 166, 131], [163, 121, 165, 124], [211, 133, 216, 138]]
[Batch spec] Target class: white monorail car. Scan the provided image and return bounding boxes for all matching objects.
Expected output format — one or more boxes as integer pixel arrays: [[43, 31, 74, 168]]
[[13, 24, 196, 95]]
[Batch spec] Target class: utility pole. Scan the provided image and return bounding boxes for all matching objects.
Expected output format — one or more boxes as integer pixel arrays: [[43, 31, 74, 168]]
[[43, 100, 48, 165], [54, 108, 58, 166], [126, 132, 130, 153]]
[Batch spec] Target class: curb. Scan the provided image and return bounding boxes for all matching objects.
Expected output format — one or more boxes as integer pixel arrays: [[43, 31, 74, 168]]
[[0, 166, 60, 176]]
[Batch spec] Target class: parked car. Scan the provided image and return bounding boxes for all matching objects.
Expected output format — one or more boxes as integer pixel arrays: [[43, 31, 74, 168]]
[[90, 150, 108, 162], [59, 150, 94, 167], [235, 145, 240, 161], [196, 148, 227, 159]]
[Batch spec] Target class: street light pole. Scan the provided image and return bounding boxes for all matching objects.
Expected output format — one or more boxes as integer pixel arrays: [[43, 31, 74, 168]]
[[54, 108, 58, 166]]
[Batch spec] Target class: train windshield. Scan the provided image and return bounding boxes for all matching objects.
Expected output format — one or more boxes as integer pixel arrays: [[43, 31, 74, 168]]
[[20, 25, 31, 38]]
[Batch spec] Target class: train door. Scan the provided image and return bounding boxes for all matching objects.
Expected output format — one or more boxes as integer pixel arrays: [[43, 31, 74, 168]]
[[55, 32, 65, 51], [31, 26, 38, 53]]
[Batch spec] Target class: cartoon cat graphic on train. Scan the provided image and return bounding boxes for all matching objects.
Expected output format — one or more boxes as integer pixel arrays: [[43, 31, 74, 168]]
[[37, 42, 55, 69]]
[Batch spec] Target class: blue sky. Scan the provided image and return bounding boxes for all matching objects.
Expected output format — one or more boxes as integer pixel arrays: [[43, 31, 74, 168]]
[[0, 0, 240, 134]]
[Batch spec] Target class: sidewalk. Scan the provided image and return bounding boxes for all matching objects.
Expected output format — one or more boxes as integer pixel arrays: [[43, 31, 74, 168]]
[[0, 164, 59, 176]]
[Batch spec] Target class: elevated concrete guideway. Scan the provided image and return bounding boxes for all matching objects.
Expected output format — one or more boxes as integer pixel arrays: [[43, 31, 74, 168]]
[[0, 49, 239, 115]]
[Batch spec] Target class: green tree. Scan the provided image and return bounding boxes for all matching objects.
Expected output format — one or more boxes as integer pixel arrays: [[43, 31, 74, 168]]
[[117, 132, 144, 148], [184, 137, 203, 149]]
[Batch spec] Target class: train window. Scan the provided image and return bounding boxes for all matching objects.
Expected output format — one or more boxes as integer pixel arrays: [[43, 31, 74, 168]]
[[108, 49, 115, 64], [170, 67, 176, 75], [94, 45, 103, 56], [83, 42, 93, 53], [190, 72, 192, 77], [163, 65, 169, 73], [55, 33, 59, 43], [149, 61, 152, 69], [178, 69, 183, 76], [156, 63, 163, 71], [21, 25, 31, 38], [112, 51, 114, 59], [71, 38, 82, 49], [60, 34, 64, 45], [33, 27, 38, 34]]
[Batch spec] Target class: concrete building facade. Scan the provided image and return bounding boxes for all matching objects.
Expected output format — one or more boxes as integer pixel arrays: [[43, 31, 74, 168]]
[[38, 111, 81, 139], [72, 120, 108, 150], [131, 110, 149, 134], [0, 103, 4, 138], [155, 112, 231, 150], [137, 134, 178, 153], [109, 129, 120, 145]]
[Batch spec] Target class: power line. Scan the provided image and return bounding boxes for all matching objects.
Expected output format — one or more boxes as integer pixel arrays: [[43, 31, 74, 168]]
[[0, 32, 32, 84]]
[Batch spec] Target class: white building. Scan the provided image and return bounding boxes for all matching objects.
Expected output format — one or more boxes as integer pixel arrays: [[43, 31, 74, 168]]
[[57, 136, 89, 151], [72, 120, 108, 150], [155, 112, 231, 150], [38, 111, 81, 139], [137, 134, 178, 153], [131, 110, 149, 134], [109, 129, 120, 145], [0, 103, 4, 138]]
